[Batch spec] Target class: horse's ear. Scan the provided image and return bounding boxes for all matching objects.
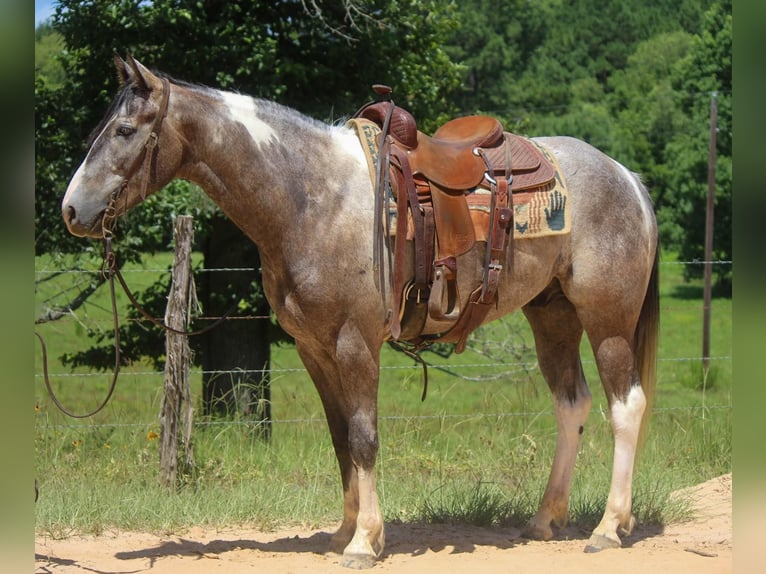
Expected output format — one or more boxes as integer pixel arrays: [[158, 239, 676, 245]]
[[126, 54, 157, 93], [114, 53, 162, 94], [114, 53, 131, 86]]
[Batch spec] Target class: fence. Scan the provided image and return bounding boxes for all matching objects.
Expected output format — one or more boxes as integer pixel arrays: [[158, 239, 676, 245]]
[[34, 254, 733, 436]]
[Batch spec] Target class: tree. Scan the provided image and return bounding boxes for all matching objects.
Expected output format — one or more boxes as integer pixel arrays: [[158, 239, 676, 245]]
[[441, 0, 730, 293], [35, 0, 462, 421], [660, 0, 732, 292]]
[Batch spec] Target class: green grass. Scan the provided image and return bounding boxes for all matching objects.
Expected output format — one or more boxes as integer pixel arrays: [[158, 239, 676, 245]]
[[34, 251, 731, 537]]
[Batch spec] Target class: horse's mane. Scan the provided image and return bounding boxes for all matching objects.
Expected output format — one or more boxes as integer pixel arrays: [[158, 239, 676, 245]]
[[87, 69, 334, 149]]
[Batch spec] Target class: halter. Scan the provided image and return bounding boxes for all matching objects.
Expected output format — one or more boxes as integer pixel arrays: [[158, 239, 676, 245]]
[[100, 75, 233, 338], [102, 76, 172, 238]]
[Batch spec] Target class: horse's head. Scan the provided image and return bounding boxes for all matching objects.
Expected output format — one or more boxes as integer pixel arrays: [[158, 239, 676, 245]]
[[62, 54, 182, 237]]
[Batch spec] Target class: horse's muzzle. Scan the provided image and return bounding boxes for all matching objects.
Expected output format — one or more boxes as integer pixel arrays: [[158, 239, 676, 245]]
[[62, 203, 103, 238]]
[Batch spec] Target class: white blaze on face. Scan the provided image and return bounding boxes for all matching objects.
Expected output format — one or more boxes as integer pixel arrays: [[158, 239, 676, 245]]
[[221, 92, 278, 147], [62, 162, 86, 207]]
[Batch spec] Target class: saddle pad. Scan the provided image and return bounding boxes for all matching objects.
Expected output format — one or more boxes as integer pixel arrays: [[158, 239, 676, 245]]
[[347, 118, 382, 184], [468, 141, 570, 239]]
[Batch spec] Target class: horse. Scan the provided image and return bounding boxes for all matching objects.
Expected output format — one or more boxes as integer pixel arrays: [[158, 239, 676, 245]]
[[62, 55, 659, 569]]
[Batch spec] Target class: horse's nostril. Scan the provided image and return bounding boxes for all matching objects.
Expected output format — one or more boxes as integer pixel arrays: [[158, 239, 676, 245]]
[[65, 205, 76, 225]]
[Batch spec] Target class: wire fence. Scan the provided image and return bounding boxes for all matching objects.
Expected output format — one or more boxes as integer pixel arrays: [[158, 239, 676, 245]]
[[34, 258, 733, 430]]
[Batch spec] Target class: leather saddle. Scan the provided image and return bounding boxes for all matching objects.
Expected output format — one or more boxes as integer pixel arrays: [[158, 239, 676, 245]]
[[355, 85, 555, 351]]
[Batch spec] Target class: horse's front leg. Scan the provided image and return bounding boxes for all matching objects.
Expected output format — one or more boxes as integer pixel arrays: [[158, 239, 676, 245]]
[[296, 324, 384, 569]]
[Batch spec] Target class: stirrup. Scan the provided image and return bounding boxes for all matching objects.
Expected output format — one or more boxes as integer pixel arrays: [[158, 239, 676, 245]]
[[428, 259, 461, 321]]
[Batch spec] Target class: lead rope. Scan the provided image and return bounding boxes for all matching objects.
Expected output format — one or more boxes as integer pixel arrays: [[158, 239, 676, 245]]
[[34, 223, 123, 418]]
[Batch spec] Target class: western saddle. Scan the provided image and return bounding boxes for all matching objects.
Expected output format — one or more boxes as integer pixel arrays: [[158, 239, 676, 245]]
[[354, 85, 555, 352]]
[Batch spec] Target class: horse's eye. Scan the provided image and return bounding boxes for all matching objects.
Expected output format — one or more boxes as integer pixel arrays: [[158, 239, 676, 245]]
[[116, 125, 136, 137]]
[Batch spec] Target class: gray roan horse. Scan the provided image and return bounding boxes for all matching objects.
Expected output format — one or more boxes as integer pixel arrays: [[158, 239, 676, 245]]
[[62, 55, 659, 569]]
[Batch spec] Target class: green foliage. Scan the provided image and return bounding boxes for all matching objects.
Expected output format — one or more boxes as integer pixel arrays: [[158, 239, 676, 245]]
[[446, 0, 731, 293], [661, 0, 732, 291], [34, 23, 66, 87]]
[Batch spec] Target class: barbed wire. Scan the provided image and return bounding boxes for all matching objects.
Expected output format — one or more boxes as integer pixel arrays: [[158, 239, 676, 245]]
[[33, 403, 732, 431], [33, 355, 731, 380], [32, 259, 735, 277], [34, 258, 732, 431]]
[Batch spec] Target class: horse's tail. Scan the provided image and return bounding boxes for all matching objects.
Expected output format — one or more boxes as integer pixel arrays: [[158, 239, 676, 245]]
[[635, 244, 660, 450]]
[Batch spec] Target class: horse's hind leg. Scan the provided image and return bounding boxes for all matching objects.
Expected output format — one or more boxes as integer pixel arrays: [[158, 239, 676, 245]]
[[575, 290, 652, 552], [522, 283, 592, 541], [296, 324, 384, 568], [583, 329, 646, 552]]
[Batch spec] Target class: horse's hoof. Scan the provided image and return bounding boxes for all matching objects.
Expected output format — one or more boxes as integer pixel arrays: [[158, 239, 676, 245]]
[[522, 523, 553, 541], [341, 553, 377, 570], [584, 533, 621, 553]]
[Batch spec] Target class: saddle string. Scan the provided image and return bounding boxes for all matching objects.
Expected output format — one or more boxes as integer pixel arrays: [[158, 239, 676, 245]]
[[373, 97, 396, 302], [388, 340, 430, 402], [475, 143, 514, 303]]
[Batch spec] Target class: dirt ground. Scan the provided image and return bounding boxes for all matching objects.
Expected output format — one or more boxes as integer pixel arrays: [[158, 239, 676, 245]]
[[35, 474, 731, 574]]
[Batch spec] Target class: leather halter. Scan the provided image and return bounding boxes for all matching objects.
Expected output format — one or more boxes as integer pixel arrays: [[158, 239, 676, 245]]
[[103, 76, 172, 236]]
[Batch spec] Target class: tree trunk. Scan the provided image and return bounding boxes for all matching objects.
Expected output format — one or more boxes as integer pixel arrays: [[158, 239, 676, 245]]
[[198, 216, 271, 437]]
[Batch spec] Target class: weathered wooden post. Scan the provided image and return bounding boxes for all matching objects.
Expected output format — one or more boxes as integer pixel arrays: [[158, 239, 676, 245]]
[[702, 92, 717, 375], [159, 215, 196, 488]]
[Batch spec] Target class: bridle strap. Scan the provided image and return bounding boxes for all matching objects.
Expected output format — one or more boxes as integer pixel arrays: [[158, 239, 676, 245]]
[[111, 76, 172, 214], [37, 78, 225, 419], [101, 76, 236, 337], [140, 77, 171, 199]]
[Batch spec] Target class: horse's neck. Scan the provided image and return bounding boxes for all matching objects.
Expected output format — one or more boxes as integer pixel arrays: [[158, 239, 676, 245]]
[[174, 86, 369, 250]]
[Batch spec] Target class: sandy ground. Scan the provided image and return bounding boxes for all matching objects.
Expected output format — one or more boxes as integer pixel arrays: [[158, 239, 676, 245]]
[[35, 474, 731, 574]]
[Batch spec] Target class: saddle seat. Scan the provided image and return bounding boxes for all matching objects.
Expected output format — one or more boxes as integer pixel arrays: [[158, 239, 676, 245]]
[[359, 97, 504, 191], [410, 116, 504, 190]]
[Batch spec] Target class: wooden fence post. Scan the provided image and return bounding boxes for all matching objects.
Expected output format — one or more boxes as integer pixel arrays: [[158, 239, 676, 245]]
[[159, 215, 196, 489], [702, 91, 717, 375]]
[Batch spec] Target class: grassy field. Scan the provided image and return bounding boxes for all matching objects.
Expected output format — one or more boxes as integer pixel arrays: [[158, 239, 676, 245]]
[[34, 251, 731, 537]]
